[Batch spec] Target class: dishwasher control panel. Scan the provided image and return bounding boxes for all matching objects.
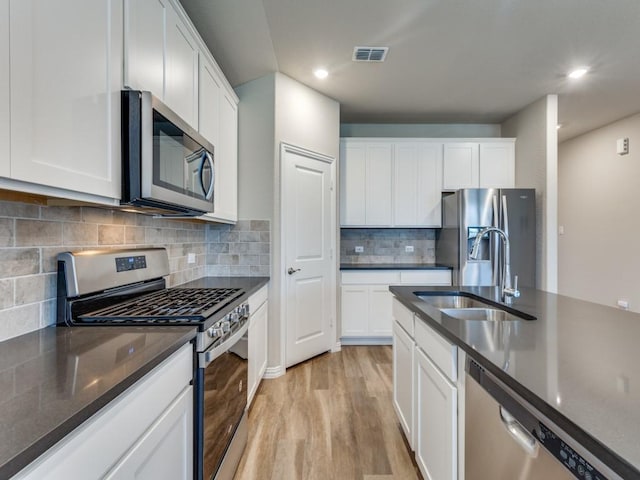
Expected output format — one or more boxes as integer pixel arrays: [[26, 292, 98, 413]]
[[537, 422, 607, 480]]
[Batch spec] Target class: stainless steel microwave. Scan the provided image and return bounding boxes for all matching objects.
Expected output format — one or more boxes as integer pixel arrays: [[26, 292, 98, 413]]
[[121, 90, 215, 216]]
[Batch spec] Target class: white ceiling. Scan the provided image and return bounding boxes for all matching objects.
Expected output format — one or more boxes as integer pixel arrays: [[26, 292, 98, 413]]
[[181, 0, 640, 141]]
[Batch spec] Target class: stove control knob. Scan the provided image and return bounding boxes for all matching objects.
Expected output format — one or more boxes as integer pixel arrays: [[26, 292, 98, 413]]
[[229, 311, 240, 323], [208, 323, 225, 338], [221, 321, 231, 333], [241, 304, 250, 317]]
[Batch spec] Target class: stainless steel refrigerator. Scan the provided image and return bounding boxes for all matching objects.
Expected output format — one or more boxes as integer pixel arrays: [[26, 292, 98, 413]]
[[436, 188, 536, 288]]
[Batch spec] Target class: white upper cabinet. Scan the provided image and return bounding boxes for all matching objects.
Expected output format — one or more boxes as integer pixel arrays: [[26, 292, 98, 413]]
[[125, 0, 199, 129], [340, 139, 442, 227], [200, 60, 238, 223], [479, 141, 515, 188], [198, 57, 222, 147], [340, 141, 367, 225], [9, 0, 123, 200], [365, 143, 393, 226], [123, 0, 166, 98], [164, 6, 198, 129], [0, 0, 9, 177], [442, 142, 479, 190], [394, 142, 443, 227], [443, 139, 515, 190], [214, 91, 238, 222]]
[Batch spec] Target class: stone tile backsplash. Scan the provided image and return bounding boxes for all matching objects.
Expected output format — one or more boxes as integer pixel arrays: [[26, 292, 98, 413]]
[[205, 220, 271, 277], [0, 200, 270, 342], [340, 228, 437, 264]]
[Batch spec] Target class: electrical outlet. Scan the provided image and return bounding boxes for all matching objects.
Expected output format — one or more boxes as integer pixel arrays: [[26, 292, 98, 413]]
[[354, 246, 364, 253], [617, 299, 629, 310], [187, 253, 196, 264], [405, 245, 414, 253]]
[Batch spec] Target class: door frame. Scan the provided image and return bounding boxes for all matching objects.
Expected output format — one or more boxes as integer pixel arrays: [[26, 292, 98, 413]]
[[278, 142, 337, 371]]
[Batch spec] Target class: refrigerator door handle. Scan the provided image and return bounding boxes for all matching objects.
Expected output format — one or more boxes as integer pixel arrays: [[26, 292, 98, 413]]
[[492, 195, 500, 285], [501, 194, 510, 237]]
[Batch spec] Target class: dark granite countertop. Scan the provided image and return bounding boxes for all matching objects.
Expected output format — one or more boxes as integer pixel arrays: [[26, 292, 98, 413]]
[[340, 263, 452, 270], [390, 285, 640, 479], [0, 325, 197, 479]]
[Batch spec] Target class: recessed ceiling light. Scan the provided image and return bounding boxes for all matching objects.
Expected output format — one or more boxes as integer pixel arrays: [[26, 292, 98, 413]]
[[314, 68, 328, 79], [568, 67, 589, 79]]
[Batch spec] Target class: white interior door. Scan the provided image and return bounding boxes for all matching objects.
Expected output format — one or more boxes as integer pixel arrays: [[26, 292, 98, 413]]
[[282, 144, 335, 368]]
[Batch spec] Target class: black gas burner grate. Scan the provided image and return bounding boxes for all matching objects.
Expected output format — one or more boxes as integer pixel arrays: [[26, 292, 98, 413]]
[[78, 287, 243, 323]]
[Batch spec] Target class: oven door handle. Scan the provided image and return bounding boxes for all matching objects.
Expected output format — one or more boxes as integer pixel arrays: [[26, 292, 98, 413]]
[[199, 321, 249, 368]]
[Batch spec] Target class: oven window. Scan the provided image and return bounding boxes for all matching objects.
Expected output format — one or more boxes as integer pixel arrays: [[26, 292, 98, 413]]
[[152, 111, 210, 200], [202, 340, 248, 479]]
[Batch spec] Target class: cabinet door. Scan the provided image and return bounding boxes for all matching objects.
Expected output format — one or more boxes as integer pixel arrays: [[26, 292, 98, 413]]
[[341, 286, 369, 336], [248, 300, 268, 406], [198, 56, 221, 146], [124, 0, 167, 98], [479, 142, 515, 188], [365, 143, 393, 226], [415, 347, 457, 480], [165, 6, 198, 128], [369, 286, 393, 336], [394, 142, 442, 227], [214, 90, 238, 221], [105, 386, 193, 480], [0, 0, 8, 177], [9, 0, 122, 199], [442, 142, 479, 190], [393, 321, 414, 449], [340, 142, 366, 225]]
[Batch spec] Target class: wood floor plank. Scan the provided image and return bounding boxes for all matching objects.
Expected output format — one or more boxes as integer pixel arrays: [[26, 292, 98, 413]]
[[234, 346, 422, 480]]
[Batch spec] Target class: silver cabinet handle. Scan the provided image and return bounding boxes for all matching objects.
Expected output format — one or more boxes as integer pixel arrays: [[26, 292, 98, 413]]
[[287, 267, 301, 275]]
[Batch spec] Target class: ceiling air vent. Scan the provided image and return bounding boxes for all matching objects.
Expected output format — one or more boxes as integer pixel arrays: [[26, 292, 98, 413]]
[[352, 46, 389, 62]]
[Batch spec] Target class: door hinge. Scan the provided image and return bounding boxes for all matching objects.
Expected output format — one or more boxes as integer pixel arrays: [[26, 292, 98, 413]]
[[330, 248, 333, 259], [330, 180, 334, 192]]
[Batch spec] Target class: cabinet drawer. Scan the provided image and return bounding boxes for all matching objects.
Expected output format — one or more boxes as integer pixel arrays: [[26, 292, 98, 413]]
[[415, 319, 457, 382], [341, 271, 401, 284], [400, 270, 451, 285], [248, 284, 268, 313], [392, 298, 414, 337]]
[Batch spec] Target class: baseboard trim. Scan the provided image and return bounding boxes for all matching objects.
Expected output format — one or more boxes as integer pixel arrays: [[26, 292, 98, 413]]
[[340, 336, 393, 346], [263, 365, 285, 379]]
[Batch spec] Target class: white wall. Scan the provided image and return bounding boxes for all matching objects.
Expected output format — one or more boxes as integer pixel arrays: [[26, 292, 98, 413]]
[[235, 74, 276, 220], [236, 72, 340, 374], [340, 123, 501, 138], [558, 112, 640, 312], [501, 95, 558, 292]]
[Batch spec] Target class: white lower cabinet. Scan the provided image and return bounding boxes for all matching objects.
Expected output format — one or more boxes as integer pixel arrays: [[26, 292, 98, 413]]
[[391, 295, 460, 480], [341, 270, 451, 344], [248, 285, 269, 406], [13, 344, 193, 480], [393, 316, 414, 449], [415, 346, 457, 480]]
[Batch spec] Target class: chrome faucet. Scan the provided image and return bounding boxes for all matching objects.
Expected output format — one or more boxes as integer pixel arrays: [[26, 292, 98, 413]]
[[469, 227, 520, 304]]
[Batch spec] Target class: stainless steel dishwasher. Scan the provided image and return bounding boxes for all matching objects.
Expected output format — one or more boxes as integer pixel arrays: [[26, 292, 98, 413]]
[[465, 359, 622, 480]]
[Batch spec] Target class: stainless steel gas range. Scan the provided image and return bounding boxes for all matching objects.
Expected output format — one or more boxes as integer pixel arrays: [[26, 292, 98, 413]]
[[56, 248, 249, 480]]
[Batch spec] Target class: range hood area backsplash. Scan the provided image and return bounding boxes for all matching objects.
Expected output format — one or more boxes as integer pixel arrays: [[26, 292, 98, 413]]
[[341, 228, 436, 264], [0, 200, 271, 342]]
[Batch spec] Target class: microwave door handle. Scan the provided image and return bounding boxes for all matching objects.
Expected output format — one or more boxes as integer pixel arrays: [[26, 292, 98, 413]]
[[199, 152, 215, 200]]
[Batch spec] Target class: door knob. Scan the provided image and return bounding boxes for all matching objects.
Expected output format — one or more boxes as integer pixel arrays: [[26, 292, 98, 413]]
[[287, 267, 301, 275]]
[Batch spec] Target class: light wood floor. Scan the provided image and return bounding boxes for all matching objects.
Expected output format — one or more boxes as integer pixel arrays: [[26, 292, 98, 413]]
[[234, 346, 422, 480]]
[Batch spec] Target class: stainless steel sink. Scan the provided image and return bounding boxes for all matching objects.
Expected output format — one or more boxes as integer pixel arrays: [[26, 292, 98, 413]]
[[440, 307, 521, 322], [416, 293, 535, 321], [417, 294, 491, 309]]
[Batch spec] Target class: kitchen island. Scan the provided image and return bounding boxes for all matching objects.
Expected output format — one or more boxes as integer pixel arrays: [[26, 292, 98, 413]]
[[390, 285, 640, 479]]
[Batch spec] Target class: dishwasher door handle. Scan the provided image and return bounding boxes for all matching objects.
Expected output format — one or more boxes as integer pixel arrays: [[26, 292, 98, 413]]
[[499, 406, 539, 457]]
